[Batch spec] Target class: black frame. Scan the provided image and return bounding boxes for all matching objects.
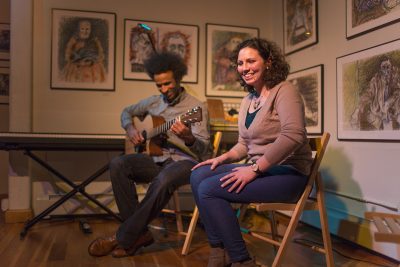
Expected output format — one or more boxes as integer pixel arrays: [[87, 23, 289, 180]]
[[50, 9, 116, 91], [123, 19, 199, 83], [346, 0, 400, 39], [336, 38, 400, 141], [288, 64, 324, 135], [283, 0, 319, 55]]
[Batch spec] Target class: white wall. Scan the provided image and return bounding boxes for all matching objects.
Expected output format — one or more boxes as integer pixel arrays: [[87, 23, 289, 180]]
[[7, 0, 400, 260], [30, 0, 272, 134], [266, 1, 400, 259]]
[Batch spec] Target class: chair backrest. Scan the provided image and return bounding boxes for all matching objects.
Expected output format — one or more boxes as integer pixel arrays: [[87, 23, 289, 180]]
[[306, 132, 330, 188], [212, 131, 222, 158]]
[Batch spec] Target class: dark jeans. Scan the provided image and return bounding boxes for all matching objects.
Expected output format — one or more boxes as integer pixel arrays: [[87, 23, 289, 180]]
[[190, 164, 308, 263], [110, 153, 195, 249]]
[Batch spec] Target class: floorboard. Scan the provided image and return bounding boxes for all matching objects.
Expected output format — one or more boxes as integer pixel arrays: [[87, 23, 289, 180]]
[[0, 205, 399, 267]]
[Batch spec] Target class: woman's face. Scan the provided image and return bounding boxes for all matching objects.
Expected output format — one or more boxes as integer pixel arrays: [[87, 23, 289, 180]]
[[236, 47, 267, 89]]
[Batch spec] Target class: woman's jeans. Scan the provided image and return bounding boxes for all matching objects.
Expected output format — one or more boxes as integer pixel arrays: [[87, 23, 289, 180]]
[[190, 163, 308, 263]]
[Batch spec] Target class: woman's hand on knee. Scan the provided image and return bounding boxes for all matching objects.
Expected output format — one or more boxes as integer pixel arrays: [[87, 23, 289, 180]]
[[191, 156, 224, 171], [220, 166, 257, 193]]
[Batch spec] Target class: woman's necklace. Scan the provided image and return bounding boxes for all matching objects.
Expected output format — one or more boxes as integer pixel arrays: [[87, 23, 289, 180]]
[[253, 92, 264, 110], [253, 97, 261, 110]]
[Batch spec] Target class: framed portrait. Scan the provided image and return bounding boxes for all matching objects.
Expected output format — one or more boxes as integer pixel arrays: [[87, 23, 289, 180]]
[[287, 64, 323, 135], [51, 9, 116, 91], [206, 23, 259, 98], [0, 60, 9, 67], [346, 0, 400, 39], [0, 23, 10, 60], [283, 0, 318, 55], [123, 19, 199, 83], [337, 38, 400, 141], [0, 67, 9, 104]]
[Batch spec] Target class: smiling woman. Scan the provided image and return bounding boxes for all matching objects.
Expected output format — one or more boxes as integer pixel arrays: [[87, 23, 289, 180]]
[[190, 37, 311, 267]]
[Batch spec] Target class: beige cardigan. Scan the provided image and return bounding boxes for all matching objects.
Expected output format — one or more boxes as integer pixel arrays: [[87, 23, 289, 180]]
[[230, 81, 313, 176]]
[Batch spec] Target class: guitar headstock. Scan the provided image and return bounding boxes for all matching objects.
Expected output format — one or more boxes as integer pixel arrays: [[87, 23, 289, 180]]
[[180, 106, 202, 125]]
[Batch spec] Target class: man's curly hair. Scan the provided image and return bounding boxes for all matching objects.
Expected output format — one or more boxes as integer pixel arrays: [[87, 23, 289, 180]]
[[230, 38, 290, 92], [144, 52, 188, 82]]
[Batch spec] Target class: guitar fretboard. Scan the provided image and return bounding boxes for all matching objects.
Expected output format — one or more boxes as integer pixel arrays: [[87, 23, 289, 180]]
[[148, 117, 181, 138]]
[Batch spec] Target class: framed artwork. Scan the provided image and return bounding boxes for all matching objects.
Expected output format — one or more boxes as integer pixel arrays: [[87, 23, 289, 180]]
[[337, 38, 400, 141], [0, 67, 9, 104], [206, 23, 259, 98], [346, 0, 400, 39], [0, 60, 9, 67], [0, 23, 10, 60], [123, 19, 199, 83], [283, 0, 318, 55], [51, 9, 116, 91], [287, 64, 323, 135]]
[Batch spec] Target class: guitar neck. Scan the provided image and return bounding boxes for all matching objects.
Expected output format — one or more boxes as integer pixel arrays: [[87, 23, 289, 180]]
[[147, 117, 181, 139]]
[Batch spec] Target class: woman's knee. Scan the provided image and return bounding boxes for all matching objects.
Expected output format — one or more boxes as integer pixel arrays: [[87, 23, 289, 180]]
[[190, 165, 212, 185]]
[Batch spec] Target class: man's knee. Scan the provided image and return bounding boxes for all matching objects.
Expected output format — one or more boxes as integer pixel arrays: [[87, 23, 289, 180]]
[[110, 155, 125, 171]]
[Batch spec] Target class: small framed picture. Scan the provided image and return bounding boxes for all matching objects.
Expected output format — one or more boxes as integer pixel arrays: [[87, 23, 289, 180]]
[[337, 38, 400, 141], [51, 9, 116, 91], [0, 23, 10, 60], [287, 64, 323, 135], [123, 19, 199, 83], [206, 23, 259, 98], [0, 60, 9, 67], [0, 67, 9, 104], [283, 0, 318, 55], [346, 0, 400, 39]]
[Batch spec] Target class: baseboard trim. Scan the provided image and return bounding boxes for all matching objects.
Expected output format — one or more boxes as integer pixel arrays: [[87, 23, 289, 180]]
[[5, 209, 33, 223]]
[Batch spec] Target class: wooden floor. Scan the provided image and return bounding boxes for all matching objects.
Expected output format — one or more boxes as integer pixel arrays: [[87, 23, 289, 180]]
[[0, 209, 399, 267]]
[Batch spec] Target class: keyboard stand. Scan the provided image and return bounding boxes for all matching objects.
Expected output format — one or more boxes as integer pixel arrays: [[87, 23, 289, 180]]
[[0, 132, 125, 238], [20, 150, 123, 239]]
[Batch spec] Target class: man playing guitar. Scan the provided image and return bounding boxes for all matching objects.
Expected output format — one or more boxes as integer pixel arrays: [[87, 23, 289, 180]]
[[88, 52, 211, 258]]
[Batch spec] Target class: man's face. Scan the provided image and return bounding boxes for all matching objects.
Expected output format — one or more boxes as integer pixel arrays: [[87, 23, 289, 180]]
[[79, 21, 91, 39], [154, 70, 181, 103], [166, 36, 186, 59]]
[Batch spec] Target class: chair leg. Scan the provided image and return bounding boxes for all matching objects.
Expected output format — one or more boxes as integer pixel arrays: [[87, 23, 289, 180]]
[[172, 190, 184, 233], [237, 204, 249, 223], [269, 211, 279, 253], [316, 174, 334, 267], [272, 190, 310, 267], [182, 206, 199, 255]]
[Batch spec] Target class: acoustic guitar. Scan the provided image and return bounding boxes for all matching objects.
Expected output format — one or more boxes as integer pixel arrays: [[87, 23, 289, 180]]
[[125, 106, 202, 156]]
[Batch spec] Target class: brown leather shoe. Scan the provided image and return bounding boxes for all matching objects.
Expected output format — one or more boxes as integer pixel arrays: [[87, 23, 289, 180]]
[[88, 234, 118, 257], [111, 231, 154, 258]]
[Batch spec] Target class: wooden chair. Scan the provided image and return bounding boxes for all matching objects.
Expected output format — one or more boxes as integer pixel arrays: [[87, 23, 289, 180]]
[[161, 131, 222, 239], [178, 131, 223, 255], [364, 211, 400, 244], [125, 128, 223, 253], [243, 132, 333, 266], [181, 132, 334, 267]]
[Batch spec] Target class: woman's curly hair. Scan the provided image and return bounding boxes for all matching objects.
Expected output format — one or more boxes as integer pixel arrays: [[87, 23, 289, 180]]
[[230, 38, 290, 92], [144, 52, 188, 82]]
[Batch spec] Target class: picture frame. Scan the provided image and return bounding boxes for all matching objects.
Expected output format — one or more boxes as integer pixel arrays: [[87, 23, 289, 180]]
[[206, 23, 259, 98], [287, 64, 324, 135], [0, 60, 9, 68], [337, 38, 400, 141], [123, 19, 199, 83], [0, 23, 10, 60], [0, 67, 9, 104], [346, 0, 400, 39], [51, 9, 116, 91], [283, 0, 318, 55]]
